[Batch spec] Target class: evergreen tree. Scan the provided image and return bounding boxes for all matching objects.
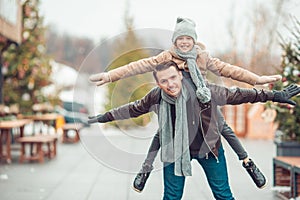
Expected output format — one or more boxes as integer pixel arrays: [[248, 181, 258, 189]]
[[1, 0, 53, 114], [104, 14, 154, 129], [270, 17, 300, 141]]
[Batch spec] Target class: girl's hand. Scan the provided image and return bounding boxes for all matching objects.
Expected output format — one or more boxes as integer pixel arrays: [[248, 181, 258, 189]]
[[89, 72, 110, 86], [256, 75, 282, 85]]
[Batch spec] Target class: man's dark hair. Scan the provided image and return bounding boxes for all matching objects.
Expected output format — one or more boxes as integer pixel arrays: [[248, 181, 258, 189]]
[[153, 60, 180, 82]]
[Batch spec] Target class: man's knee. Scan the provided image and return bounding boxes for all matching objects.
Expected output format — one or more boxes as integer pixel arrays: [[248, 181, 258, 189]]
[[163, 177, 184, 200], [210, 180, 234, 200], [163, 188, 184, 200]]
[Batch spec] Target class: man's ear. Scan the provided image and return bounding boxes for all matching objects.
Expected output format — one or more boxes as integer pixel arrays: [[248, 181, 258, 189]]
[[156, 81, 162, 89], [179, 71, 183, 80]]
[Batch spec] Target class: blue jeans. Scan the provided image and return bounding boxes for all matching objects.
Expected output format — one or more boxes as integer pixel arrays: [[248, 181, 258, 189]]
[[163, 145, 234, 200]]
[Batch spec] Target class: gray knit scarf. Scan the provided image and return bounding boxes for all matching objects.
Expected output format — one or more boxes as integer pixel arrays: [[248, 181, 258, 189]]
[[159, 81, 192, 176], [175, 46, 211, 103]]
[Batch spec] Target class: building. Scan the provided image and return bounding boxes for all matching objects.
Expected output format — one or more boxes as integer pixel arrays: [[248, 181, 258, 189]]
[[0, 0, 23, 103]]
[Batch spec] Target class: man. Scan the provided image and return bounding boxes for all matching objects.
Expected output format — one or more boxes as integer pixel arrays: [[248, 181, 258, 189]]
[[88, 61, 299, 199], [89, 17, 282, 193]]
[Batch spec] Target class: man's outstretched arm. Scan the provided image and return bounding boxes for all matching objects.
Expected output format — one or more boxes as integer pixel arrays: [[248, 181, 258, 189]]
[[88, 87, 161, 124], [88, 113, 114, 124], [273, 84, 300, 105], [210, 83, 300, 106]]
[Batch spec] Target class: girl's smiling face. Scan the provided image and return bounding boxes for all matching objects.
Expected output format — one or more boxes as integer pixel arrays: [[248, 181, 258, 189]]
[[175, 35, 194, 53]]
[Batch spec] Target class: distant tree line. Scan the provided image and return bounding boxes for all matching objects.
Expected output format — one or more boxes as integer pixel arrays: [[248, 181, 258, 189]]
[[45, 27, 96, 71]]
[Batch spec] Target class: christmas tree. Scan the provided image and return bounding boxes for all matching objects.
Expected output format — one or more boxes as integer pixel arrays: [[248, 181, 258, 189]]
[[270, 17, 300, 142], [1, 0, 53, 114]]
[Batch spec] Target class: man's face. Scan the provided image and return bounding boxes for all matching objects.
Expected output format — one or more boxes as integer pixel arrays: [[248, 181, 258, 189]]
[[175, 35, 194, 52], [156, 66, 183, 97]]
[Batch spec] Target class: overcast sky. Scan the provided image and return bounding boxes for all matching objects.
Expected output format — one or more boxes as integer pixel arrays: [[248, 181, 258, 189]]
[[40, 0, 300, 52]]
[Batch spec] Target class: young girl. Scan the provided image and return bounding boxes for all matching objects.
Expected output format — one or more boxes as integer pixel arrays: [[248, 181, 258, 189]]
[[89, 17, 281, 192]]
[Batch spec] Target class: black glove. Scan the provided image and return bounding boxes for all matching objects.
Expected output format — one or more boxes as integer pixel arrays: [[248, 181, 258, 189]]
[[88, 113, 110, 124], [273, 84, 300, 105]]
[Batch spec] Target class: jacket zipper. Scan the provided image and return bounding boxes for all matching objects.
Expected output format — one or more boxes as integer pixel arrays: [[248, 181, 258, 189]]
[[199, 105, 219, 163]]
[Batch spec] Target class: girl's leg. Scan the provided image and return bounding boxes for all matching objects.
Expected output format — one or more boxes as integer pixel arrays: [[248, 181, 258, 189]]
[[221, 121, 248, 160], [133, 131, 161, 192], [144, 131, 160, 165], [218, 107, 248, 160], [219, 109, 266, 188]]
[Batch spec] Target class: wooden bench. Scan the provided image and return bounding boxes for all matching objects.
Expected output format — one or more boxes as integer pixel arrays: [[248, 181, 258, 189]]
[[273, 156, 300, 199], [16, 135, 57, 163], [292, 164, 300, 198], [61, 123, 83, 143]]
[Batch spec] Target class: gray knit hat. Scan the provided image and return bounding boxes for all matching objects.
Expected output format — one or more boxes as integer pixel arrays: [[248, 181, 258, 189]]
[[172, 17, 197, 43]]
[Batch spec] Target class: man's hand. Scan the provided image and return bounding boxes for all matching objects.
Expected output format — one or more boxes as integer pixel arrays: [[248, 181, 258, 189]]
[[256, 75, 282, 85], [88, 114, 110, 124], [273, 84, 300, 105], [89, 72, 110, 86]]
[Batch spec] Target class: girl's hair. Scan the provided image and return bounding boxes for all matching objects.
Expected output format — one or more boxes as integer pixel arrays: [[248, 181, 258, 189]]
[[153, 61, 180, 82]]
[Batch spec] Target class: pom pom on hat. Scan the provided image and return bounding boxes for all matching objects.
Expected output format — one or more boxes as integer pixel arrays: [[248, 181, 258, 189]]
[[172, 17, 197, 43]]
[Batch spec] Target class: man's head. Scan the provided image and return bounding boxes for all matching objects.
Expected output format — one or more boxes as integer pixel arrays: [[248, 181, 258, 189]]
[[172, 17, 197, 45], [153, 61, 183, 97]]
